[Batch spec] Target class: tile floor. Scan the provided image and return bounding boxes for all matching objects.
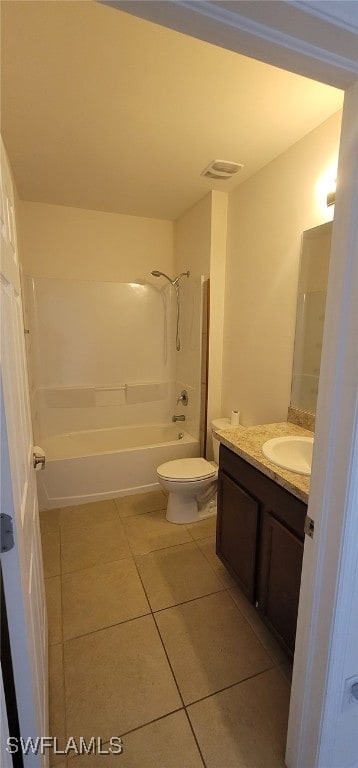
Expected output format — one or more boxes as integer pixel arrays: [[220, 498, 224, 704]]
[[41, 490, 292, 768]]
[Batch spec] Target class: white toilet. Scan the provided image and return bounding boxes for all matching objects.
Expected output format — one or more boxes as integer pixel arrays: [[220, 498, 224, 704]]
[[157, 418, 231, 524]]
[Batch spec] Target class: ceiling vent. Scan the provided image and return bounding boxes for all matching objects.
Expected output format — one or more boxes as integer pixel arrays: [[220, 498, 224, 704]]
[[201, 159, 244, 180]]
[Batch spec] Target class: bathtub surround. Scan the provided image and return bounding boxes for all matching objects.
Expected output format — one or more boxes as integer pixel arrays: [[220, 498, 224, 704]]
[[25, 277, 176, 439]]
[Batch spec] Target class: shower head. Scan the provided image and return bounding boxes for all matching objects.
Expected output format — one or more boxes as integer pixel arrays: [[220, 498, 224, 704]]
[[151, 270, 173, 285]]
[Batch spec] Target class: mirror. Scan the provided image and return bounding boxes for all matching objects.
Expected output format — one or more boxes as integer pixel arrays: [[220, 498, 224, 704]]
[[290, 221, 332, 414]]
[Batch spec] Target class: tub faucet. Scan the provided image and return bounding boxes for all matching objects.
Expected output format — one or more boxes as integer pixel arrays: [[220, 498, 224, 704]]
[[172, 414, 185, 422]]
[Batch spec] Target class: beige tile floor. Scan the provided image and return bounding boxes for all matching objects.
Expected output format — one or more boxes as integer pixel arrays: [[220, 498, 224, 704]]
[[41, 491, 291, 768]]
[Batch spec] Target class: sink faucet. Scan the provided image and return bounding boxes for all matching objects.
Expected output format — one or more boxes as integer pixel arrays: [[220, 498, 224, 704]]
[[172, 414, 185, 422]]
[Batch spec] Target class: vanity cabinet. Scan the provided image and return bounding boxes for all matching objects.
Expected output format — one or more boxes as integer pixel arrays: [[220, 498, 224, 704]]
[[217, 471, 259, 601], [258, 512, 304, 654], [217, 444, 307, 656]]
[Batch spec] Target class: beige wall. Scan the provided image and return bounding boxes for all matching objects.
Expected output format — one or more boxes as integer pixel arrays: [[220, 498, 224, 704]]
[[18, 201, 173, 281], [222, 111, 342, 426]]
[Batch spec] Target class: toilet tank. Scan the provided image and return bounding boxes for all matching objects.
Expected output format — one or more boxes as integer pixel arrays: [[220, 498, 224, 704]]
[[211, 418, 231, 464]]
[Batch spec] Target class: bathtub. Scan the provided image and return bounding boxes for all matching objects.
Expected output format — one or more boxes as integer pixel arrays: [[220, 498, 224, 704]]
[[36, 424, 200, 510]]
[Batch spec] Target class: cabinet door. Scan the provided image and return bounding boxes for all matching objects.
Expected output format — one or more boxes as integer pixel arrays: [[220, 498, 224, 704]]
[[258, 511, 304, 655], [217, 471, 259, 601]]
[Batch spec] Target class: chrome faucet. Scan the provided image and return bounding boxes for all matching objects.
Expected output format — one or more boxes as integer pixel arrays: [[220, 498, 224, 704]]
[[176, 389, 188, 406], [172, 414, 185, 422]]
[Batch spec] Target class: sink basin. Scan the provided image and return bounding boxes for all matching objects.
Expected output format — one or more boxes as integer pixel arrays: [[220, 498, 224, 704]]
[[262, 436, 313, 475]]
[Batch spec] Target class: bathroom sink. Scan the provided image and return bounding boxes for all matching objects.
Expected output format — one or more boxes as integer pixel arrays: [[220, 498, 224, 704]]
[[262, 436, 313, 475]]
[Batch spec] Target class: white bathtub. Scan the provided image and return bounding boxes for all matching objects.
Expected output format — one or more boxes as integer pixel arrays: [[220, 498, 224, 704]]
[[37, 424, 199, 510]]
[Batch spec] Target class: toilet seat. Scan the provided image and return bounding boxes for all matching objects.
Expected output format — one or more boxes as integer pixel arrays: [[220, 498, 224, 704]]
[[157, 457, 217, 482]]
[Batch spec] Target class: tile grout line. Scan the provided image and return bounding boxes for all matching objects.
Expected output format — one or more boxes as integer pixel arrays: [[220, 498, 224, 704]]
[[185, 664, 278, 709], [224, 586, 288, 669], [182, 708, 207, 768], [131, 555, 208, 768], [60, 585, 236, 644], [62, 610, 152, 644], [190, 532, 228, 581], [59, 584, 260, 644], [58, 535, 221, 580], [64, 706, 192, 763], [60, 553, 135, 579], [131, 556, 186, 707], [151, 586, 226, 615], [61, 573, 226, 644]]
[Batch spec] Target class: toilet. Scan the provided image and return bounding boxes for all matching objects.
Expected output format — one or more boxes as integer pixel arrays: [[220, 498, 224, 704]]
[[157, 418, 232, 524]]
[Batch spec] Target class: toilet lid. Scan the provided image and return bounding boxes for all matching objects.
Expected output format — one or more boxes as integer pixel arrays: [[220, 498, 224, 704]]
[[157, 458, 217, 481]]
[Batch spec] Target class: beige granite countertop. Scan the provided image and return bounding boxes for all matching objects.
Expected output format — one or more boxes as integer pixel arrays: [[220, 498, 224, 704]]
[[214, 421, 313, 504]]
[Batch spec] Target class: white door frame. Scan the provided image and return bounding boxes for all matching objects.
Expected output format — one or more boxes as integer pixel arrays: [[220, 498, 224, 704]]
[[101, 2, 358, 766]]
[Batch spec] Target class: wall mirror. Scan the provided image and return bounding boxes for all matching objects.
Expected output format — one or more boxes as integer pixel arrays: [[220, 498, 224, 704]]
[[290, 221, 332, 414]]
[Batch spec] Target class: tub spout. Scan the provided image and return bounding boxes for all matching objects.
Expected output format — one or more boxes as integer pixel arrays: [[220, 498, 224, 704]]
[[172, 414, 185, 422]]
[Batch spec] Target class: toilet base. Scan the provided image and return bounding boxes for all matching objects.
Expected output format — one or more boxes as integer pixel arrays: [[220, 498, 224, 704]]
[[166, 493, 217, 524], [166, 492, 198, 524]]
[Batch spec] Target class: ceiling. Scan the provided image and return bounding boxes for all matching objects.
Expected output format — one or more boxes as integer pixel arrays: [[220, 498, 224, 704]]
[[1, 1, 343, 221]]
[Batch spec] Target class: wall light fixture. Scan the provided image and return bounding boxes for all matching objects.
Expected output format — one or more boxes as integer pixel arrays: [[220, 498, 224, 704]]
[[327, 181, 337, 207]]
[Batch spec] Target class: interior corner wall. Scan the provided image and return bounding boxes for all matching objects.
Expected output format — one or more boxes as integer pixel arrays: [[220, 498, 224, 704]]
[[173, 193, 212, 279], [173, 192, 212, 444], [206, 190, 228, 457], [17, 201, 173, 281], [222, 110, 342, 427]]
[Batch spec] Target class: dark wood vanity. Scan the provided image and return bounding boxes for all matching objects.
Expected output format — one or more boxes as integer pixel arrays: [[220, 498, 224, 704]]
[[217, 443, 307, 657]]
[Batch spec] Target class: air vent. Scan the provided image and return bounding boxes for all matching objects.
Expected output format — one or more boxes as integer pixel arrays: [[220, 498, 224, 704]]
[[201, 159, 244, 180]]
